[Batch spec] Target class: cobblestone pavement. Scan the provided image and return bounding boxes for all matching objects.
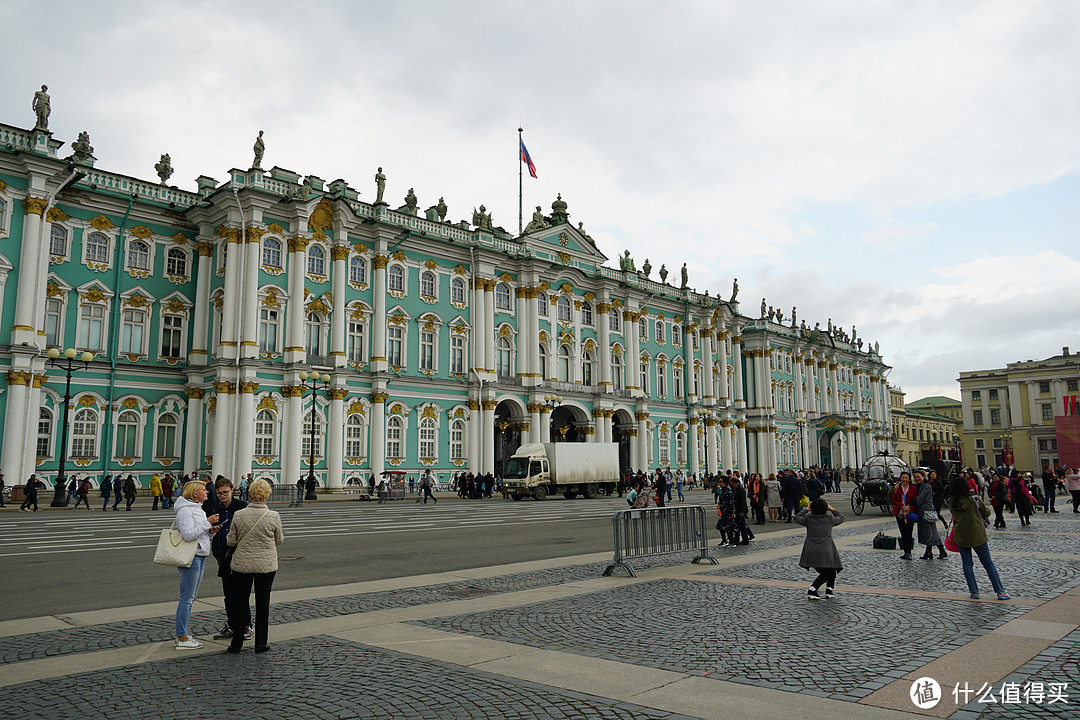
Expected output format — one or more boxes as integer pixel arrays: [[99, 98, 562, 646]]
[[0, 636, 697, 720], [948, 626, 1080, 720], [707, 549, 1080, 599], [416, 578, 1023, 701]]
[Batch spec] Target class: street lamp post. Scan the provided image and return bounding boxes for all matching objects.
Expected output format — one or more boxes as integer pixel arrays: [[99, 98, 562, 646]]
[[47, 348, 94, 506], [298, 370, 331, 502]]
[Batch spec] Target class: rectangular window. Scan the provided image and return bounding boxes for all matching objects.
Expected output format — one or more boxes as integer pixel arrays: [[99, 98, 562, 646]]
[[45, 298, 63, 347], [259, 308, 279, 353], [388, 326, 403, 367], [161, 314, 183, 358], [37, 410, 52, 459], [50, 225, 68, 256], [1039, 381, 1050, 394], [77, 304, 106, 352], [450, 423, 464, 460], [975, 438, 984, 449], [990, 408, 1001, 425], [657, 367, 666, 398], [971, 390, 981, 401], [450, 335, 465, 374], [988, 388, 998, 400], [609, 310, 620, 332], [115, 425, 138, 458], [419, 330, 435, 371], [972, 410, 983, 426], [156, 423, 177, 459], [347, 320, 365, 363], [420, 422, 436, 459], [1069, 379, 1078, 392], [1042, 404, 1053, 421]]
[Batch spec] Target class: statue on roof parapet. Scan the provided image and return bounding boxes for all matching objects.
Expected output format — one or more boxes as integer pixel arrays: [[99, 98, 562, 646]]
[[619, 250, 635, 273], [524, 206, 549, 233], [472, 205, 494, 232], [791, 306, 797, 327], [33, 85, 51, 131], [760, 298, 767, 318], [659, 264, 668, 284], [404, 187, 418, 213], [69, 131, 95, 165], [436, 197, 447, 222], [730, 277, 739, 303], [680, 263, 688, 289], [252, 130, 265, 170], [155, 153, 173, 184], [641, 258, 652, 279], [374, 167, 386, 205]]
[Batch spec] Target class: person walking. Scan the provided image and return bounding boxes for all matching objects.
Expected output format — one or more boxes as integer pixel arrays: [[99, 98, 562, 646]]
[[203, 477, 252, 642], [150, 474, 162, 511], [1067, 467, 1080, 513], [173, 479, 220, 649], [161, 474, 174, 509], [64, 476, 79, 506], [72, 476, 92, 510], [225, 479, 284, 654], [675, 470, 685, 503], [731, 475, 754, 545], [100, 474, 112, 511], [749, 473, 767, 525], [948, 474, 1009, 600], [891, 471, 917, 560], [653, 468, 667, 508], [781, 470, 801, 523], [1014, 474, 1034, 526], [19, 475, 39, 512], [765, 473, 782, 522], [716, 477, 737, 547], [1041, 466, 1059, 514], [990, 473, 1008, 528], [123, 474, 138, 511], [420, 470, 437, 505], [795, 498, 845, 599], [914, 470, 946, 559], [111, 475, 123, 511]]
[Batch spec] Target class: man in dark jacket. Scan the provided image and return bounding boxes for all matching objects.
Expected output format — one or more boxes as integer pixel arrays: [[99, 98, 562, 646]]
[[731, 475, 754, 544], [1042, 466, 1059, 513], [654, 468, 667, 508], [781, 470, 802, 522], [203, 477, 251, 640], [806, 473, 826, 502]]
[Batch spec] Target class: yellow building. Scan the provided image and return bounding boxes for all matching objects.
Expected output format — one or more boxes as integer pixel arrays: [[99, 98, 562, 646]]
[[958, 346, 1080, 471], [890, 389, 963, 468]]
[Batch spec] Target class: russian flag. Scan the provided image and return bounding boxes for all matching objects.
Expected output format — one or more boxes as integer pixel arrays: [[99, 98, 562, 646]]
[[520, 139, 537, 178]]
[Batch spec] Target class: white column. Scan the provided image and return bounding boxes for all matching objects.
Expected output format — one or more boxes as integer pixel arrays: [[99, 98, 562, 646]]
[[817, 361, 828, 415], [689, 417, 700, 476], [829, 361, 840, 414], [330, 245, 348, 368], [183, 388, 204, 472], [702, 329, 715, 403], [529, 403, 542, 444], [286, 238, 308, 364], [370, 255, 387, 372], [737, 422, 748, 471], [483, 283, 495, 374], [720, 419, 733, 472], [235, 382, 256, 480], [628, 427, 640, 471], [241, 230, 260, 359], [528, 290, 542, 385], [598, 302, 611, 390], [189, 241, 213, 363], [716, 330, 729, 405], [516, 288, 530, 380], [636, 411, 649, 470], [732, 335, 745, 409], [211, 382, 234, 479], [369, 391, 386, 482], [482, 399, 496, 474], [705, 419, 718, 474], [12, 197, 46, 346], [326, 389, 345, 488], [626, 310, 640, 392], [219, 229, 241, 360], [1, 375, 29, 483]]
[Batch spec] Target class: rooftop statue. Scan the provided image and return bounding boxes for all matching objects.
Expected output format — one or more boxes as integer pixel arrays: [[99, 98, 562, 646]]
[[32, 84, 51, 131], [576, 222, 595, 245], [70, 131, 94, 164], [680, 263, 688, 289], [768, 305, 775, 322], [851, 325, 858, 343], [620, 250, 636, 273], [827, 318, 833, 335], [472, 205, 494, 232], [641, 258, 652, 279], [524, 206, 549, 233], [659, 264, 668, 283], [760, 298, 767, 318], [730, 277, 739, 302], [436, 197, 447, 222], [857, 339, 864, 350], [374, 167, 386, 204], [291, 177, 312, 201], [155, 153, 173, 184], [791, 306, 797, 327], [775, 308, 784, 323], [404, 187, 417, 211], [252, 130, 265, 169]]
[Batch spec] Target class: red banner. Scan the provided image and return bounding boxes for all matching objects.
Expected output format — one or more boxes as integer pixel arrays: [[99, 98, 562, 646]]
[[1057, 415, 1080, 467]]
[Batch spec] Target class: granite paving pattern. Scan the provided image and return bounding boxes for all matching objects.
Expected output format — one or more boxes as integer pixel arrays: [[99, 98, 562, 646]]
[[416, 578, 1023, 701], [0, 636, 696, 720]]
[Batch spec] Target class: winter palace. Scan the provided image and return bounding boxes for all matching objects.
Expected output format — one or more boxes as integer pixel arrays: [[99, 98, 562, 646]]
[[0, 101, 893, 489]]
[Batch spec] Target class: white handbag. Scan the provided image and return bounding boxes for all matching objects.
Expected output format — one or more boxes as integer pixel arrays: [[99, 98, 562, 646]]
[[153, 520, 198, 567]]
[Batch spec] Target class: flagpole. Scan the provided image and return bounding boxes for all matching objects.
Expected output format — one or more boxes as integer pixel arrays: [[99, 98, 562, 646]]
[[518, 127, 523, 237]]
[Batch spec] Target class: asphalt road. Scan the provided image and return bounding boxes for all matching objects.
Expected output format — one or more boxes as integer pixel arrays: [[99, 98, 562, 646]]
[[0, 486, 865, 621]]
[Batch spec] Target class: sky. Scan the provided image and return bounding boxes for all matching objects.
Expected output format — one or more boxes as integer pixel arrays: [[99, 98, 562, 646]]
[[3, 0, 1078, 401]]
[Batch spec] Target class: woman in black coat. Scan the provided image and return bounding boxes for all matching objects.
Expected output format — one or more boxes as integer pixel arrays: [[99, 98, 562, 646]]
[[795, 497, 844, 600]]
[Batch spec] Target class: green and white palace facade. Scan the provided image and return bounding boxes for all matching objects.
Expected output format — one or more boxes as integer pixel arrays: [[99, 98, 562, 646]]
[[0, 118, 893, 488]]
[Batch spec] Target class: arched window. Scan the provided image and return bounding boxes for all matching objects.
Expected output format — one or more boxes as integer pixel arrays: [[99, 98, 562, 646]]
[[538, 292, 548, 316], [450, 419, 466, 460], [72, 407, 98, 458], [656, 363, 667, 398], [676, 432, 687, 464], [166, 248, 187, 277], [155, 412, 179, 459], [255, 410, 276, 456], [419, 417, 437, 460], [692, 331, 700, 351], [36, 408, 53, 459], [581, 350, 594, 386], [612, 352, 623, 391], [496, 337, 513, 377], [558, 344, 571, 382], [539, 343, 548, 379], [672, 324, 682, 345], [345, 414, 366, 459], [347, 314, 366, 363], [302, 409, 323, 458], [386, 416, 404, 459], [659, 432, 670, 465], [673, 365, 684, 400], [581, 301, 593, 325], [693, 367, 701, 396], [655, 320, 665, 343], [305, 313, 324, 356], [639, 316, 648, 342], [451, 277, 466, 304], [307, 245, 326, 275], [639, 359, 649, 395], [610, 308, 621, 332], [50, 225, 68, 256], [349, 255, 366, 284], [85, 232, 110, 264], [127, 240, 150, 270], [557, 296, 571, 322], [388, 265, 404, 291], [115, 409, 141, 458], [262, 237, 282, 268], [421, 271, 437, 298], [495, 282, 512, 310]]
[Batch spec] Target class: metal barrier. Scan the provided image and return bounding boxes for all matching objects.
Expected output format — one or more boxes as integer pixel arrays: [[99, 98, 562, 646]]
[[267, 484, 308, 505], [603, 505, 717, 577]]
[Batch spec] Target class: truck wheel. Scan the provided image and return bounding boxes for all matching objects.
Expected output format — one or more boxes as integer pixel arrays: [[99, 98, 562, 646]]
[[563, 491, 578, 499], [533, 486, 547, 501], [583, 484, 600, 499], [511, 494, 522, 501]]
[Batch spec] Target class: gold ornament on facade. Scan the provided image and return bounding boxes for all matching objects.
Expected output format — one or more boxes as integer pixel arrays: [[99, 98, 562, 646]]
[[164, 299, 187, 314], [327, 388, 349, 401], [635, 411, 649, 421], [82, 287, 106, 304], [331, 245, 350, 261], [121, 397, 140, 409], [267, 222, 286, 235], [185, 387, 205, 399], [281, 385, 304, 398], [261, 288, 281, 308], [124, 293, 149, 308], [596, 302, 611, 314], [556, 251, 571, 265], [129, 225, 154, 240], [372, 254, 389, 270], [45, 281, 62, 297], [22, 196, 49, 216], [467, 400, 480, 411], [195, 241, 213, 257], [423, 317, 436, 331], [391, 249, 407, 261], [346, 400, 366, 416], [307, 198, 335, 235], [212, 381, 236, 394], [370, 392, 390, 404], [245, 227, 265, 244], [287, 236, 311, 253], [45, 207, 70, 223], [88, 215, 115, 231], [5, 370, 31, 386], [32, 374, 47, 388], [452, 264, 466, 274], [306, 297, 329, 315], [481, 400, 497, 411], [239, 381, 260, 394], [389, 313, 405, 326]]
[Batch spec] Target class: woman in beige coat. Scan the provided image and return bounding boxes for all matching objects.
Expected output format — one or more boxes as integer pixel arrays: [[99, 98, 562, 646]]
[[225, 479, 284, 653]]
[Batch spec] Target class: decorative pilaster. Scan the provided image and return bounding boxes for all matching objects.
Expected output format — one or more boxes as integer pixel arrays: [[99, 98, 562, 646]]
[[468, 399, 481, 474], [183, 387, 205, 473], [720, 418, 733, 473], [240, 228, 263, 359], [190, 241, 214, 363], [326, 387, 348, 488], [12, 197, 48, 346], [732, 335, 745, 410], [528, 402, 543, 445], [330, 244, 349, 367], [210, 380, 236, 479], [217, 227, 242, 360], [702, 328, 715, 403], [597, 302, 612, 389], [482, 399, 496, 474], [369, 391, 388, 483], [1, 371, 31, 482], [483, 281, 495, 374], [636, 410, 649, 471]]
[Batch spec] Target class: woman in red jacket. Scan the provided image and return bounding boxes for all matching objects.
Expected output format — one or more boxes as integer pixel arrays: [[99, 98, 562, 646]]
[[891, 471, 918, 560]]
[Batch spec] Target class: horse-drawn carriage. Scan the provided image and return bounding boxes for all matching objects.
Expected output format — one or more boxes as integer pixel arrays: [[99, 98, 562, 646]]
[[851, 452, 911, 515]]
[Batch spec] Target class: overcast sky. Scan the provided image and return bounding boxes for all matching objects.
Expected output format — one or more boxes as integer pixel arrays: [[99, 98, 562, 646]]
[[4, 0, 1078, 401]]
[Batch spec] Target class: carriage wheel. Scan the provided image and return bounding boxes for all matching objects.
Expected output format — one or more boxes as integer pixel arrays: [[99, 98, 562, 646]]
[[851, 487, 865, 515]]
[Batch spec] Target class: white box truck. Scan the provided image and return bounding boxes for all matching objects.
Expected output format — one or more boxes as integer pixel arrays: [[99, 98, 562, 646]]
[[502, 442, 620, 500]]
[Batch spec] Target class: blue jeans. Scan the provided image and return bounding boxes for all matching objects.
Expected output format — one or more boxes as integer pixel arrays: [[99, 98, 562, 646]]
[[175, 554, 206, 638], [958, 543, 1004, 595]]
